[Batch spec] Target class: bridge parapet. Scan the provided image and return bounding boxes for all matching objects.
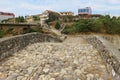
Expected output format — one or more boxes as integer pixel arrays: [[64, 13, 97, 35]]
[[86, 35, 120, 80], [0, 23, 41, 28], [0, 32, 61, 60]]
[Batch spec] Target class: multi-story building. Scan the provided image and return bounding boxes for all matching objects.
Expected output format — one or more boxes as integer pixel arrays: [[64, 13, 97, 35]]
[[0, 11, 15, 21], [39, 10, 60, 25], [78, 7, 92, 19], [39, 10, 49, 25], [60, 12, 74, 16], [78, 7, 92, 15]]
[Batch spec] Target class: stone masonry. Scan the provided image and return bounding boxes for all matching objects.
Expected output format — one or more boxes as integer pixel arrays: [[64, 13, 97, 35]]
[[0, 32, 61, 60], [0, 36, 112, 80], [86, 35, 120, 80]]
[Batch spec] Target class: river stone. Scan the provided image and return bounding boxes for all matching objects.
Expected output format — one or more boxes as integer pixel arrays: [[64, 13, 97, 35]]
[[43, 68, 50, 74], [6, 73, 18, 80]]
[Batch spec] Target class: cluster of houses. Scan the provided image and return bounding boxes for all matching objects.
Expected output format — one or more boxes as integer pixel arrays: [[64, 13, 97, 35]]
[[0, 7, 102, 25], [26, 10, 75, 25], [26, 7, 101, 25]]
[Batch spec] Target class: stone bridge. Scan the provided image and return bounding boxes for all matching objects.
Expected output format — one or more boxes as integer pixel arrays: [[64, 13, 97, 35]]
[[0, 23, 40, 28], [0, 32, 120, 80]]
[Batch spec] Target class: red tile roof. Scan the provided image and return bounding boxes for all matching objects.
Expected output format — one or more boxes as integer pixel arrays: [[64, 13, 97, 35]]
[[45, 10, 60, 14], [0, 11, 15, 16]]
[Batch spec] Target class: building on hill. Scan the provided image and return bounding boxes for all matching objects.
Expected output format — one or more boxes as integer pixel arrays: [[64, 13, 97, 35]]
[[39, 10, 49, 25], [26, 10, 60, 25], [77, 7, 102, 19], [58, 12, 74, 22], [60, 12, 74, 16], [78, 14, 91, 19], [26, 14, 40, 23], [78, 7, 92, 15], [39, 10, 60, 25], [25, 16, 34, 23], [0, 11, 15, 22], [75, 14, 102, 20], [78, 7, 92, 19], [90, 14, 102, 19]]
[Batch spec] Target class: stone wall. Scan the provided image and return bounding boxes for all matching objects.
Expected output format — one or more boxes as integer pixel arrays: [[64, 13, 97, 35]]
[[86, 36, 120, 80], [102, 35, 120, 50], [0, 32, 61, 60]]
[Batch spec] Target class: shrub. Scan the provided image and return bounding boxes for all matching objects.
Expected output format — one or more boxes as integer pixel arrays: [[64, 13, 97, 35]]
[[55, 22, 61, 30], [0, 30, 4, 38], [63, 15, 120, 34]]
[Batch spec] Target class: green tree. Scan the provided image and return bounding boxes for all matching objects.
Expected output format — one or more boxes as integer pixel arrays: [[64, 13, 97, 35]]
[[55, 22, 61, 30], [46, 12, 60, 23], [33, 16, 40, 21], [15, 16, 25, 23], [62, 16, 73, 22], [0, 29, 4, 38]]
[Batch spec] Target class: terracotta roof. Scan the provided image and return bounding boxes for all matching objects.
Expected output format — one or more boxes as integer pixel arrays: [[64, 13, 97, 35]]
[[45, 10, 60, 14], [0, 11, 15, 16], [60, 12, 73, 13]]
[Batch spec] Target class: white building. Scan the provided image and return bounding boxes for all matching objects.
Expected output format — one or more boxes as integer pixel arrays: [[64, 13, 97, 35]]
[[39, 10, 60, 25], [39, 11, 49, 25], [39, 10, 50, 25], [0, 12, 15, 21]]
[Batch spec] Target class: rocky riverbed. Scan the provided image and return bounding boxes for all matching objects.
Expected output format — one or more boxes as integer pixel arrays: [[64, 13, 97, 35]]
[[0, 36, 112, 80]]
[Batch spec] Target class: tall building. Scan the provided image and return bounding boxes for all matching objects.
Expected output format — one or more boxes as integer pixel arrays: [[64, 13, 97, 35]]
[[78, 7, 92, 15], [0, 11, 15, 21]]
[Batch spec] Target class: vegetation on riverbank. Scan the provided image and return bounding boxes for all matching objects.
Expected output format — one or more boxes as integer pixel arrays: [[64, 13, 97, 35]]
[[0, 15, 120, 38], [0, 27, 43, 38], [63, 15, 120, 34]]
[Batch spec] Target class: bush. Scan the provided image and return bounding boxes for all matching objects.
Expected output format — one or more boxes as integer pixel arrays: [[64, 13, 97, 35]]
[[63, 15, 120, 34], [29, 27, 43, 33], [0, 30, 4, 38], [45, 12, 60, 23], [55, 22, 61, 30], [15, 16, 25, 23], [62, 25, 76, 34]]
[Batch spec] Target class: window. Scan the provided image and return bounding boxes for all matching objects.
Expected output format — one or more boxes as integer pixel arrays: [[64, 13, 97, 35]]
[[8, 13, 11, 15], [86, 9, 89, 12]]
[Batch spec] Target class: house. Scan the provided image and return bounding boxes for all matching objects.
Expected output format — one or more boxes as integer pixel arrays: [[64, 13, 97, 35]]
[[39, 10, 60, 25], [0, 11, 15, 21]]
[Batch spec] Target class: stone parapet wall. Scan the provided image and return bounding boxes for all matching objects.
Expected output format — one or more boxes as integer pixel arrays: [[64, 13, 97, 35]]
[[86, 36, 120, 80], [102, 35, 120, 49], [0, 32, 61, 60]]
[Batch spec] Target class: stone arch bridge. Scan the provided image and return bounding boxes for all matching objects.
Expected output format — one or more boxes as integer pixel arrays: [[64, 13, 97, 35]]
[[0, 26, 120, 80]]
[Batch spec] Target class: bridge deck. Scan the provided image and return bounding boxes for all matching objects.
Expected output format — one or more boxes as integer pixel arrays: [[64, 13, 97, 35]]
[[0, 36, 112, 80], [0, 23, 40, 27]]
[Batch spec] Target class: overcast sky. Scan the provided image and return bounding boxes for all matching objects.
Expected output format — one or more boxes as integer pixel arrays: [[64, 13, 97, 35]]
[[0, 0, 120, 17]]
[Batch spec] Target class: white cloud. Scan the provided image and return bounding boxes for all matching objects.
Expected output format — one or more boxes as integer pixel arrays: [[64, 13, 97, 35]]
[[0, 0, 119, 16], [20, 3, 49, 10], [109, 0, 120, 4]]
